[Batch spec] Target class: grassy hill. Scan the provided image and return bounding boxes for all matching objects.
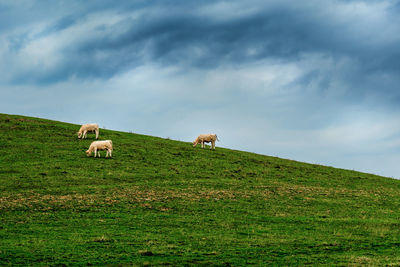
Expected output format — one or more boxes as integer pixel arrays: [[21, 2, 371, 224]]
[[1, 113, 400, 266]]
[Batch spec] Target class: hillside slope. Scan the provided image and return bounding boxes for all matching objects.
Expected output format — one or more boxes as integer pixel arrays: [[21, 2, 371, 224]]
[[1, 113, 400, 265]]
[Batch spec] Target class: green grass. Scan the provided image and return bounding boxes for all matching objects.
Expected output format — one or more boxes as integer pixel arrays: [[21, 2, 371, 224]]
[[1, 113, 400, 266]]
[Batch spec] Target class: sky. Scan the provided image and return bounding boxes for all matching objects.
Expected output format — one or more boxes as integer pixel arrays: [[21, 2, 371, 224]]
[[1, 0, 400, 178]]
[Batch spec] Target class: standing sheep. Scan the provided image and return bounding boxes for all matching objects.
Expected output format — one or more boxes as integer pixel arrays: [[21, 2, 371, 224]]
[[193, 134, 219, 150], [86, 140, 113, 158], [77, 123, 99, 139]]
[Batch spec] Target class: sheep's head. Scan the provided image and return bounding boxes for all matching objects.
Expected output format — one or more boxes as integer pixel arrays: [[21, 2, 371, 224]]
[[193, 140, 197, 147], [77, 132, 82, 138], [85, 150, 91, 156]]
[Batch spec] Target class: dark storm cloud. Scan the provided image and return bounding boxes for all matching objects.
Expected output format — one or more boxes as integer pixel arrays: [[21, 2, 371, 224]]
[[4, 0, 398, 111], [73, 8, 321, 70], [1, 0, 400, 104], [3, 0, 398, 86]]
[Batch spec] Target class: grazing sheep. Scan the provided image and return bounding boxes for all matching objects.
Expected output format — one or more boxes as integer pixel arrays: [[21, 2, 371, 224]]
[[193, 134, 219, 150], [77, 123, 99, 139], [86, 140, 113, 158]]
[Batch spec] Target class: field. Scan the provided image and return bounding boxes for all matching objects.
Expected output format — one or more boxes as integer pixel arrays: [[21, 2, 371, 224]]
[[1, 113, 400, 266]]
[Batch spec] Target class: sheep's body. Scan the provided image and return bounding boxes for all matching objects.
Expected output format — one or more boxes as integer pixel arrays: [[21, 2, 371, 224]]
[[78, 123, 99, 139], [193, 134, 219, 150], [86, 140, 113, 158]]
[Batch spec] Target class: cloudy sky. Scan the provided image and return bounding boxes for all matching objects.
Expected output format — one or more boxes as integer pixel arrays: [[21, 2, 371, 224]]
[[1, 0, 400, 178]]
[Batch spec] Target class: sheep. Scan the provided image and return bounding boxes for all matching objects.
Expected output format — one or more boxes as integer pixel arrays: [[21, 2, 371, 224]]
[[86, 140, 113, 158], [193, 134, 219, 150], [77, 123, 99, 139]]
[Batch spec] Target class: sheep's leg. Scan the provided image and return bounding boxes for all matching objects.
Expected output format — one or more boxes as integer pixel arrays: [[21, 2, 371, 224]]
[[109, 150, 112, 158], [96, 130, 99, 139], [106, 149, 109, 158], [98, 151, 101, 157]]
